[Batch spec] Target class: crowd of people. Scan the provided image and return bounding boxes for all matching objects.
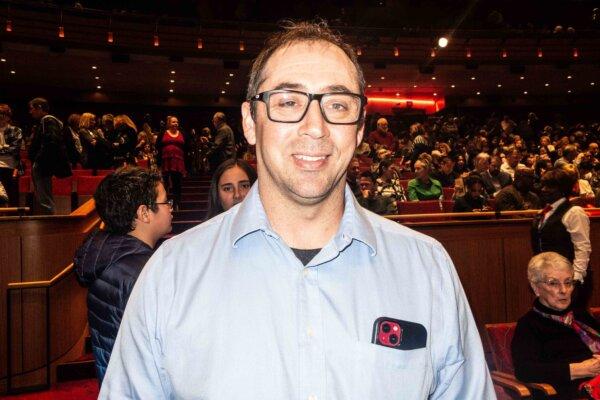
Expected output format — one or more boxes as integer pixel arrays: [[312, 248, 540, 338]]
[[347, 112, 600, 216], [0, 99, 240, 212]]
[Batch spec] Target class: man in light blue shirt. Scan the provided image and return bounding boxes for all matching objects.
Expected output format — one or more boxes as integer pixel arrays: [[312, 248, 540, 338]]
[[101, 20, 495, 399]]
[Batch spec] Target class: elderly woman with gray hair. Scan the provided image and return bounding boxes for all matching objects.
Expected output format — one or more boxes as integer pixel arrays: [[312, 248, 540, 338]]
[[512, 252, 600, 399]]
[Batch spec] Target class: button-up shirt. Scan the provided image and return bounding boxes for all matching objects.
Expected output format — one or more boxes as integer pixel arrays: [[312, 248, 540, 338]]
[[100, 184, 495, 399]]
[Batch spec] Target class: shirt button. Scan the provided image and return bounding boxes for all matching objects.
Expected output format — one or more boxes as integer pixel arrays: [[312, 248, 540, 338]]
[[307, 327, 315, 337]]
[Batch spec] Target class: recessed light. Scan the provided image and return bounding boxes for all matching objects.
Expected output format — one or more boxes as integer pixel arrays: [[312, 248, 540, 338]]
[[497, 84, 502, 88], [367, 84, 372, 88], [94, 76, 99, 80], [470, 76, 476, 80], [221, 90, 226, 94], [438, 37, 448, 48], [591, 82, 596, 86], [380, 76, 385, 80], [476, 91, 481, 95], [96, 85, 101, 89], [544, 83, 549, 87], [225, 81, 230, 85], [0, 58, 6, 62], [413, 84, 418, 88], [450, 84, 455, 88], [10, 70, 15, 74], [567, 75, 572, 79], [170, 70, 176, 74], [519, 76, 525, 80], [567, 90, 572, 93], [431, 76, 436, 80], [169, 89, 174, 93], [433, 92, 437, 96], [92, 65, 97, 70], [229, 73, 234, 77], [170, 79, 175, 83], [523, 91, 528, 94]]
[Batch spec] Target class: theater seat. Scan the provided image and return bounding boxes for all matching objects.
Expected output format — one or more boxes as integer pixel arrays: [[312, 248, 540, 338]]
[[72, 169, 94, 177], [442, 187, 455, 200], [397, 200, 442, 215], [485, 322, 557, 398]]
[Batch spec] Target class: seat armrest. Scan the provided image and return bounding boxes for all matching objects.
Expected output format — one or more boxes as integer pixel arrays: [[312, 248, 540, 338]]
[[491, 371, 532, 398], [493, 371, 557, 396]]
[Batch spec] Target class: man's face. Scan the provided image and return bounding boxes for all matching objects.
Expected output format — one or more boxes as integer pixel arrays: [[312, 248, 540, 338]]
[[241, 41, 364, 205], [468, 182, 483, 199], [29, 106, 44, 120], [441, 160, 454, 174], [508, 151, 520, 167], [489, 158, 501, 174], [359, 177, 373, 193], [347, 160, 360, 180], [150, 183, 173, 238], [475, 157, 489, 172], [589, 143, 599, 155]]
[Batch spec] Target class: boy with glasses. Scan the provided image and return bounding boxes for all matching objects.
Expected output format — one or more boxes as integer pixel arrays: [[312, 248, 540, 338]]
[[74, 167, 172, 384]]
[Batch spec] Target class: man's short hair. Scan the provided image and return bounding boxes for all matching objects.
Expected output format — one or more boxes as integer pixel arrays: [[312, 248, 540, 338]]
[[213, 112, 226, 123], [540, 167, 576, 197], [94, 167, 163, 235], [246, 20, 365, 115], [28, 97, 49, 112], [359, 171, 373, 180], [464, 173, 484, 188]]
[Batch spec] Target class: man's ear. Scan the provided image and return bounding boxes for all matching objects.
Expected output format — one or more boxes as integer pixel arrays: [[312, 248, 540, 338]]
[[136, 204, 151, 224], [241, 101, 256, 146], [355, 110, 366, 148]]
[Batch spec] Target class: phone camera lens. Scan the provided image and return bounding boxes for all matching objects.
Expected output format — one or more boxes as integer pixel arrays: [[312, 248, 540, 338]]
[[389, 334, 399, 344], [382, 323, 391, 333]]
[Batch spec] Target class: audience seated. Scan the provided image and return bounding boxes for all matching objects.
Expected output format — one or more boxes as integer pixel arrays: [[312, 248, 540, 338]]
[[356, 171, 397, 215], [408, 155, 442, 201], [495, 168, 541, 211], [453, 174, 490, 213]]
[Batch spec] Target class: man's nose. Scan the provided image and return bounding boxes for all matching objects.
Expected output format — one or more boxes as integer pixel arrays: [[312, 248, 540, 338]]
[[299, 100, 327, 139]]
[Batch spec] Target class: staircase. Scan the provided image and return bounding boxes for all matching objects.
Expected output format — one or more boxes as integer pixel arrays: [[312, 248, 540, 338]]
[[171, 175, 211, 235]]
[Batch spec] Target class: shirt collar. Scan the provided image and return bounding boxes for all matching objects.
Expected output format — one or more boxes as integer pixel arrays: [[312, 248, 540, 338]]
[[549, 197, 567, 210], [230, 182, 377, 256]]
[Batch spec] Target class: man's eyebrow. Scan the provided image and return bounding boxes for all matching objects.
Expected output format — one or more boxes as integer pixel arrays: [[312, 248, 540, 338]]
[[271, 82, 305, 91], [325, 84, 354, 93]]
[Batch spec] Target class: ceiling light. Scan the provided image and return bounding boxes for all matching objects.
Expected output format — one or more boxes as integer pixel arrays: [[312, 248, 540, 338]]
[[229, 73, 234, 77], [519, 76, 525, 80], [96, 85, 101, 89], [450, 84, 455, 88], [10, 70, 15, 74], [356, 47, 362, 56], [5, 19, 12, 32], [153, 34, 160, 47], [476, 91, 481, 95], [497, 84, 502, 88], [107, 31, 114, 44], [58, 26, 65, 38], [92, 66, 97, 70], [94, 76, 99, 80], [395, 92, 400, 96], [470, 76, 476, 80], [465, 48, 472, 58], [169, 89, 174, 93], [197, 38, 203, 50], [544, 83, 549, 87], [433, 92, 437, 96], [431, 76, 436, 80], [221, 90, 226, 94], [0, 58, 6, 62], [591, 82, 596, 86], [380, 76, 385, 80], [393, 47, 399, 57], [413, 84, 418, 88], [537, 47, 543, 58], [501, 48, 508, 58], [225, 81, 230, 85], [567, 75, 572, 79], [170, 79, 175, 83], [437, 37, 448, 48], [523, 91, 528, 94], [430, 48, 436, 58], [568, 90, 572, 93], [239, 40, 245, 52], [170, 70, 176, 74], [367, 84, 372, 88], [572, 47, 579, 58]]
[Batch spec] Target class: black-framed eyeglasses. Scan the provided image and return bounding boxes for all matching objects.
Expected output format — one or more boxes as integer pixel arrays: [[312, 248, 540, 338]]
[[251, 89, 367, 125], [155, 199, 174, 208]]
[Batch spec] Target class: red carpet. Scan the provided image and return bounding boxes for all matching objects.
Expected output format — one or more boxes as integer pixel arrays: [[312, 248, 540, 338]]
[[2, 379, 99, 399]]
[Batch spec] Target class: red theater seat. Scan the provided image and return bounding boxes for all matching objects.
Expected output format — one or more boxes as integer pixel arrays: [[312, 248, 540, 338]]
[[442, 187, 455, 200], [52, 177, 74, 196], [136, 159, 149, 169], [76, 176, 105, 196], [95, 169, 114, 176], [72, 169, 94, 177], [397, 200, 442, 215]]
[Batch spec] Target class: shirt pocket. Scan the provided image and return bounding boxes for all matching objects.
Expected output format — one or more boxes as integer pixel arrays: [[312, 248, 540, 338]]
[[351, 341, 432, 399]]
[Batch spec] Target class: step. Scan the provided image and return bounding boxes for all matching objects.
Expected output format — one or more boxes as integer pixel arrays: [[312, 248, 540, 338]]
[[173, 209, 206, 221], [172, 220, 203, 234], [181, 193, 209, 202], [179, 200, 208, 209], [56, 354, 96, 382]]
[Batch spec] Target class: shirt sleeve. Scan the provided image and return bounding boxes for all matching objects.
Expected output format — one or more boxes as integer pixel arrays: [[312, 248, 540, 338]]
[[99, 247, 172, 399], [407, 180, 419, 201], [429, 247, 496, 399], [562, 207, 591, 282]]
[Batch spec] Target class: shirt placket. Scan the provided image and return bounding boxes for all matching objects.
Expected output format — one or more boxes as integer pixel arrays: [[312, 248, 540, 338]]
[[298, 264, 326, 400]]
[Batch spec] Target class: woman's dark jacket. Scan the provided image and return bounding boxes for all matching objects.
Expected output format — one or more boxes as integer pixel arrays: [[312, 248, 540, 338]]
[[511, 298, 600, 399], [74, 230, 153, 383]]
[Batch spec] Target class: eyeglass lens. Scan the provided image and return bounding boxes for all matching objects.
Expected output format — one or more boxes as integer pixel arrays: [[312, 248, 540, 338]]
[[267, 91, 361, 123]]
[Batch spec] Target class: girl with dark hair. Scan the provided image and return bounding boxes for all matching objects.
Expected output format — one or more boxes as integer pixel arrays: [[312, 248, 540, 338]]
[[205, 159, 257, 220]]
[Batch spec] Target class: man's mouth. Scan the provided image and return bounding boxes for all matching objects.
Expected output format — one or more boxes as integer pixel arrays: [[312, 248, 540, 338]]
[[294, 154, 327, 162]]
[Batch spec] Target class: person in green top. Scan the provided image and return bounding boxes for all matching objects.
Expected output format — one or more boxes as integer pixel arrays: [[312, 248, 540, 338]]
[[408, 156, 443, 201]]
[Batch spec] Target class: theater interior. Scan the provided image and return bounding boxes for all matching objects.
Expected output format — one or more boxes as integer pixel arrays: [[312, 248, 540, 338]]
[[1, 0, 600, 398]]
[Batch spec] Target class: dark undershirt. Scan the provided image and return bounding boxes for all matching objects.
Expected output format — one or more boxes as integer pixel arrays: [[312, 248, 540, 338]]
[[291, 248, 321, 266]]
